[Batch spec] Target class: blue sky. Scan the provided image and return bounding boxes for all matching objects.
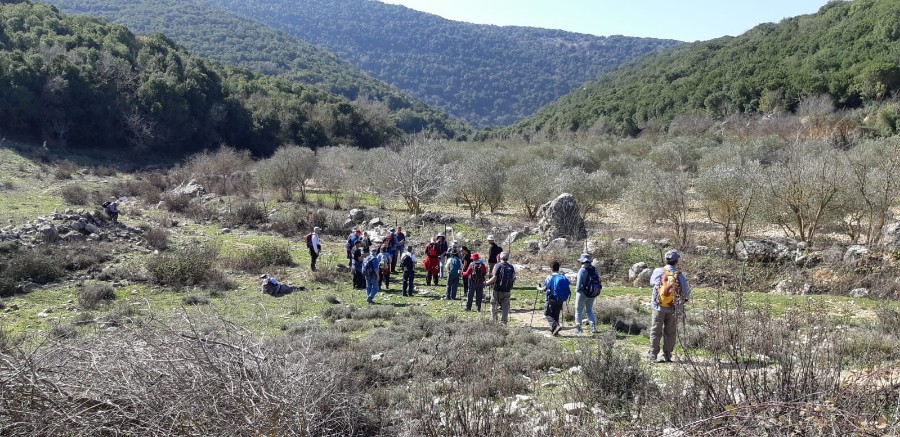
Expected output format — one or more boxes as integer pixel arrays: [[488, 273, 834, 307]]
[[380, 0, 833, 41]]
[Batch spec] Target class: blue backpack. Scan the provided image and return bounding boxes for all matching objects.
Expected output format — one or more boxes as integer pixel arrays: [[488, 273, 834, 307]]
[[546, 273, 571, 302], [363, 255, 379, 275]]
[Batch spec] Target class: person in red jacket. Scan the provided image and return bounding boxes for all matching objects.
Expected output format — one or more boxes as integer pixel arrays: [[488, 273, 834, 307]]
[[423, 238, 441, 286], [462, 252, 488, 312]]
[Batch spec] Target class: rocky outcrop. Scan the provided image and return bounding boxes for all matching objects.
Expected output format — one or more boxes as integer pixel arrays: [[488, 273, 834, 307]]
[[734, 239, 790, 263], [883, 222, 900, 251], [0, 209, 147, 249], [537, 193, 586, 247]]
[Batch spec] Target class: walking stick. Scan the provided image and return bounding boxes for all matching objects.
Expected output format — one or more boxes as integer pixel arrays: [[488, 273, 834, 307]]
[[530, 283, 542, 328]]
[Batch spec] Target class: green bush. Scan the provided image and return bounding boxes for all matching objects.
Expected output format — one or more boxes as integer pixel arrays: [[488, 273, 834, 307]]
[[182, 294, 210, 306], [78, 282, 116, 310], [227, 201, 267, 226], [3, 247, 65, 285], [223, 243, 293, 272], [146, 243, 220, 287], [574, 332, 658, 414], [142, 226, 170, 250]]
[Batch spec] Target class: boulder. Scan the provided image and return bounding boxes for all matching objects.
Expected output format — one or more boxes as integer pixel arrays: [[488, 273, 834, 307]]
[[735, 240, 790, 263], [39, 224, 58, 243], [633, 268, 653, 287], [883, 222, 900, 251], [348, 208, 366, 222], [629, 262, 648, 281], [563, 402, 587, 415], [83, 223, 101, 235], [843, 245, 871, 265], [171, 179, 205, 197], [849, 287, 870, 298], [543, 238, 568, 252], [537, 193, 587, 246], [368, 217, 383, 227], [504, 231, 521, 245]]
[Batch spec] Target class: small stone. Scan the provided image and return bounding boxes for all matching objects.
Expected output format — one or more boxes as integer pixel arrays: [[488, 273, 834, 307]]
[[563, 402, 587, 415], [371, 352, 384, 361]]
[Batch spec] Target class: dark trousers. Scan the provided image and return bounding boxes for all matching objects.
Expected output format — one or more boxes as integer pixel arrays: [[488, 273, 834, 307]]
[[352, 271, 365, 289], [402, 270, 415, 296], [445, 273, 460, 300], [462, 275, 469, 298], [545, 300, 564, 330], [426, 272, 439, 287], [466, 282, 484, 311], [391, 246, 403, 272], [380, 269, 391, 289], [310, 250, 319, 272]]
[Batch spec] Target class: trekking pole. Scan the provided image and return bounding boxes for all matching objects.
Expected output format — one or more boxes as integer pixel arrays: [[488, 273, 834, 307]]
[[529, 283, 542, 328]]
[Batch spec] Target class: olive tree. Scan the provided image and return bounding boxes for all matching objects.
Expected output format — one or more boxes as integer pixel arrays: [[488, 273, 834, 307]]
[[378, 138, 445, 214], [624, 167, 693, 248], [555, 168, 623, 220], [842, 137, 900, 245], [696, 158, 761, 251], [254, 144, 317, 201], [185, 145, 254, 196], [505, 159, 561, 219], [443, 152, 506, 219]]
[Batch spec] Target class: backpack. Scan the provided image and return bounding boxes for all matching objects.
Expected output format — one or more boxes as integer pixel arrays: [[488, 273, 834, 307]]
[[546, 274, 571, 302], [305, 233, 314, 249], [378, 254, 389, 271], [657, 266, 683, 308], [494, 262, 515, 293], [401, 253, 415, 271], [363, 255, 378, 275], [101, 201, 111, 208], [583, 266, 602, 298], [447, 257, 462, 276], [470, 262, 487, 285]]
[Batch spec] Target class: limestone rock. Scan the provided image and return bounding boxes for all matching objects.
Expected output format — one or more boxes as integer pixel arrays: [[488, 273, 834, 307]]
[[735, 239, 790, 263], [537, 193, 586, 246], [883, 222, 900, 251], [629, 262, 648, 280], [348, 208, 366, 222], [39, 224, 58, 243], [843, 245, 871, 265], [171, 179, 205, 197]]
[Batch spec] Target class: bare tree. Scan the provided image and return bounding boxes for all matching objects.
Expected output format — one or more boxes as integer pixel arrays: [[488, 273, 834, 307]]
[[762, 140, 844, 245], [255, 144, 317, 201], [505, 159, 561, 219], [379, 138, 444, 214], [443, 152, 505, 219], [696, 158, 761, 251], [842, 137, 900, 245], [625, 167, 693, 248], [187, 145, 255, 196]]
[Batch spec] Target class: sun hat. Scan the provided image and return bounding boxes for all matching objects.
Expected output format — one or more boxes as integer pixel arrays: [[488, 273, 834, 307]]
[[578, 253, 592, 263]]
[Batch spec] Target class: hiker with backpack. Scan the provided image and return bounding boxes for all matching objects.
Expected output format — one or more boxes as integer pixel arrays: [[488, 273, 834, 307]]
[[486, 252, 515, 324], [364, 247, 382, 304], [423, 238, 441, 286], [103, 199, 120, 223], [306, 227, 322, 272], [574, 253, 602, 334], [391, 226, 406, 273], [434, 233, 448, 279], [462, 252, 488, 311], [359, 230, 372, 256], [378, 242, 392, 290], [444, 249, 462, 300], [543, 261, 571, 336], [486, 235, 503, 275], [346, 227, 361, 268], [648, 250, 691, 363], [399, 245, 417, 296]]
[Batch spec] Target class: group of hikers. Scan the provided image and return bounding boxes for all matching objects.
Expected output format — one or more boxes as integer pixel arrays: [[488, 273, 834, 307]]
[[299, 226, 691, 362]]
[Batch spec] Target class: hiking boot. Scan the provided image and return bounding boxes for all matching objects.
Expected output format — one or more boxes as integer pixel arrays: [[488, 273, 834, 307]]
[[647, 354, 657, 363], [663, 355, 672, 363], [552, 325, 562, 336], [366, 299, 374, 305]]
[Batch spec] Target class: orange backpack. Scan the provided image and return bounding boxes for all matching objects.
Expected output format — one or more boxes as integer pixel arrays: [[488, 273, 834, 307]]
[[657, 266, 682, 308]]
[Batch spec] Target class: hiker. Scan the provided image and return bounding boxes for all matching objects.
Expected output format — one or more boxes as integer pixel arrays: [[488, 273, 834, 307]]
[[423, 238, 441, 286], [574, 253, 603, 334], [459, 246, 472, 299], [486, 252, 515, 324], [400, 245, 416, 296], [648, 250, 691, 363], [104, 199, 120, 223], [463, 252, 488, 311], [352, 240, 365, 289], [345, 227, 361, 268], [307, 227, 322, 272], [487, 235, 503, 275], [391, 226, 406, 273], [543, 261, 571, 336], [444, 249, 462, 300], [364, 247, 381, 304], [378, 242, 392, 290], [359, 230, 372, 256], [435, 233, 448, 278], [259, 274, 300, 295]]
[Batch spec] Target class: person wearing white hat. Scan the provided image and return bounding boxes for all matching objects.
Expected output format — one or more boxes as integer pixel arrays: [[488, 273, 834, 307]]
[[307, 226, 322, 272], [486, 235, 503, 277]]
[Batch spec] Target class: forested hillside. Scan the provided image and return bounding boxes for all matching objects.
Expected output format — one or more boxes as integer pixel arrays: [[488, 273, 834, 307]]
[[49, 0, 679, 128], [0, 2, 421, 156], [44, 0, 464, 138], [511, 0, 900, 137]]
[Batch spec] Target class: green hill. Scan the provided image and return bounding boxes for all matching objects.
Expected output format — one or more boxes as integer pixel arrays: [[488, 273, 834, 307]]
[[509, 0, 900, 136], [48, 0, 679, 128], [0, 2, 414, 156]]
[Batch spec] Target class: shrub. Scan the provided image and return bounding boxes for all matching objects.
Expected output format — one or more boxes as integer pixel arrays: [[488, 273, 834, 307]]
[[162, 192, 193, 213], [78, 282, 116, 310], [48, 323, 78, 340], [223, 244, 293, 272], [269, 206, 306, 237], [146, 243, 220, 288], [182, 295, 209, 306], [142, 226, 170, 250], [3, 247, 65, 285], [226, 201, 266, 226], [54, 160, 79, 179], [91, 166, 118, 177], [60, 184, 90, 205], [572, 331, 658, 415]]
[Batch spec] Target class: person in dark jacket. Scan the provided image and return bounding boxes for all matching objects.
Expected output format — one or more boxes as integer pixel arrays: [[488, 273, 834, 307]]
[[391, 226, 406, 273], [434, 233, 448, 278], [459, 246, 472, 300], [487, 235, 503, 276], [346, 227, 361, 268]]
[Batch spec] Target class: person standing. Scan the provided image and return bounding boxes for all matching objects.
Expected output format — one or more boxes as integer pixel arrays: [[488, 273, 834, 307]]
[[364, 247, 381, 304], [574, 253, 602, 334], [391, 226, 406, 273], [307, 227, 322, 272], [423, 238, 441, 286], [399, 246, 417, 297], [435, 233, 449, 279], [459, 246, 472, 300], [487, 235, 503, 276], [543, 261, 571, 336], [486, 252, 515, 324], [359, 230, 372, 256], [444, 250, 462, 300], [378, 242, 392, 290], [345, 227, 361, 268], [352, 241, 365, 290], [104, 199, 120, 223], [463, 252, 488, 311], [648, 250, 691, 363]]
